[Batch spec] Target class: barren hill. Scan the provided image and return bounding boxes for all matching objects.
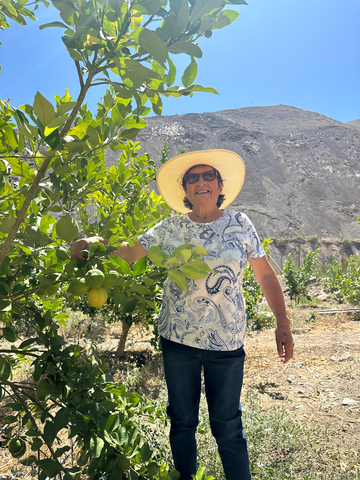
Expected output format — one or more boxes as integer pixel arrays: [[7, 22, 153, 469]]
[[106, 105, 360, 260]]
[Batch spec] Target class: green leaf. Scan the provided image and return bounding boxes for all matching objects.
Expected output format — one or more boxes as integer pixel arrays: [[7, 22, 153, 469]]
[[39, 214, 56, 233], [33, 92, 56, 126], [57, 101, 77, 115], [31, 438, 43, 451], [68, 48, 83, 61], [179, 264, 210, 279], [168, 269, 188, 290], [7, 158, 31, 178], [225, 0, 247, 4], [0, 356, 11, 380], [3, 326, 15, 340], [169, 0, 189, 40], [122, 116, 147, 129], [0, 300, 12, 313], [89, 435, 104, 458], [109, 256, 131, 275], [189, 0, 224, 25], [132, 258, 146, 277], [213, 10, 239, 29], [168, 41, 202, 58], [39, 21, 69, 29], [188, 260, 214, 273], [166, 58, 176, 87], [132, 0, 162, 15], [54, 445, 70, 458], [182, 57, 198, 87], [128, 284, 151, 295], [36, 458, 62, 478], [191, 246, 208, 256], [131, 27, 168, 66], [187, 84, 219, 94], [172, 244, 195, 257], [179, 249, 191, 262], [148, 245, 169, 267]]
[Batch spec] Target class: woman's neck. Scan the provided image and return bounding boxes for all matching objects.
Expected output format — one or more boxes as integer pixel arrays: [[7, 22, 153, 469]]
[[188, 207, 223, 223]]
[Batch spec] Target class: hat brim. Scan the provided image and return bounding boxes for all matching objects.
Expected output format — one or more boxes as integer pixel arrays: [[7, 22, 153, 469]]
[[156, 149, 245, 213]]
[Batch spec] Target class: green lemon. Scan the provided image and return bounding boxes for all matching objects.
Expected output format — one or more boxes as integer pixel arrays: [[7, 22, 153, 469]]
[[9, 438, 26, 458], [117, 454, 131, 471], [68, 278, 89, 296], [56, 214, 79, 242], [36, 378, 54, 401], [147, 462, 160, 476], [55, 247, 68, 261], [85, 269, 105, 288], [102, 270, 121, 288], [87, 287, 108, 308]]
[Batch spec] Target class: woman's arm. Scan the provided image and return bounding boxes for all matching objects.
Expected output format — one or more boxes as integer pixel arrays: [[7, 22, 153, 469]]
[[248, 255, 294, 363], [71, 237, 148, 264]]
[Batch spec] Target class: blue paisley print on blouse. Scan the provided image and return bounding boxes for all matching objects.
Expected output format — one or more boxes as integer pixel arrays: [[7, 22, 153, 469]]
[[139, 210, 265, 351]]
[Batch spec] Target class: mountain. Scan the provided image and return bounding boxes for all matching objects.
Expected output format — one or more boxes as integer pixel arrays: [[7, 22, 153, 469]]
[[106, 105, 360, 264]]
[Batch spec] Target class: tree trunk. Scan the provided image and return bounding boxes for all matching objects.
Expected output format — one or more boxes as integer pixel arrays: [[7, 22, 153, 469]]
[[116, 320, 131, 358]]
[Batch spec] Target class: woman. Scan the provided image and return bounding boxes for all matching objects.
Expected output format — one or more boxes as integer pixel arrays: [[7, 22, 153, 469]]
[[72, 149, 294, 480]]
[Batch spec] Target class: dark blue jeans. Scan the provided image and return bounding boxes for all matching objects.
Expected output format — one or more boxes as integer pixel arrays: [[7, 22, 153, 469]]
[[161, 337, 251, 480]]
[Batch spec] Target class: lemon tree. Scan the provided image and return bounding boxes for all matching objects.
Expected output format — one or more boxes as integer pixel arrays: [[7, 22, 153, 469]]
[[0, 0, 245, 478]]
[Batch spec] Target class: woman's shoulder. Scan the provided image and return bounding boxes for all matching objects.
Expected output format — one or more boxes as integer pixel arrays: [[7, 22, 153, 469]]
[[224, 209, 252, 224]]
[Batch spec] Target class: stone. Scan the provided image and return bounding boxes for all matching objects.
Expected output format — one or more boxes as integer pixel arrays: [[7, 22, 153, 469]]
[[341, 398, 359, 406]]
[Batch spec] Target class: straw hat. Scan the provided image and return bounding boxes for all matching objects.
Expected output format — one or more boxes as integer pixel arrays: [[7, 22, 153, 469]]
[[156, 149, 245, 213]]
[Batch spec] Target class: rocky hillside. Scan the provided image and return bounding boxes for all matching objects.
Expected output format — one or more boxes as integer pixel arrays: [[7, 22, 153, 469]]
[[106, 105, 360, 263]]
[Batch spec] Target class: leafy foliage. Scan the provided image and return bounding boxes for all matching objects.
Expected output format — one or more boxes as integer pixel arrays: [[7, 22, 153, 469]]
[[0, 0, 246, 476], [283, 250, 319, 303], [323, 255, 360, 304], [243, 238, 272, 326]]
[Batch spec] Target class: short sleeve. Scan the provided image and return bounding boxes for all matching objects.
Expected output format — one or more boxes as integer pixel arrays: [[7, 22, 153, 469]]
[[138, 219, 167, 251], [243, 215, 266, 260]]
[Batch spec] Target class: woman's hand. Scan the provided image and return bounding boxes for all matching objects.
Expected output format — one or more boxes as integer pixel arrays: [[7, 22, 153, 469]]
[[71, 236, 104, 259]]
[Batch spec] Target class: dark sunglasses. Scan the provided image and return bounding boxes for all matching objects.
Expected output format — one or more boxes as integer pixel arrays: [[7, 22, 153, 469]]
[[184, 170, 217, 184]]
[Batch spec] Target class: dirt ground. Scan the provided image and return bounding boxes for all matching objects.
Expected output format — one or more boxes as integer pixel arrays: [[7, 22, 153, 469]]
[[243, 312, 360, 454], [1, 309, 359, 477]]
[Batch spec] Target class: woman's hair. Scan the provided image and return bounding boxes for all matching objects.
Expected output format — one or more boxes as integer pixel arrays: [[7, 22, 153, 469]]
[[182, 164, 225, 210]]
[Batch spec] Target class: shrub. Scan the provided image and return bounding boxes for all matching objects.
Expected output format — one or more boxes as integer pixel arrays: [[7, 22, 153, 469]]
[[283, 250, 319, 303]]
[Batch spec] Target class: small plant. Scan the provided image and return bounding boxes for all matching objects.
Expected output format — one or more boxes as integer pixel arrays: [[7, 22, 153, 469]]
[[283, 250, 319, 303], [243, 239, 273, 323], [307, 235, 319, 243], [324, 255, 360, 304], [306, 312, 317, 323]]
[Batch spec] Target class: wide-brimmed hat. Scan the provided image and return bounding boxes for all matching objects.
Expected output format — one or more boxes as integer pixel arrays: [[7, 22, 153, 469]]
[[156, 149, 245, 213]]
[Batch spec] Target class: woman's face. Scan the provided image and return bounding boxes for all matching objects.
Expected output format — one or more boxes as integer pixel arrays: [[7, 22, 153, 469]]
[[183, 165, 222, 211]]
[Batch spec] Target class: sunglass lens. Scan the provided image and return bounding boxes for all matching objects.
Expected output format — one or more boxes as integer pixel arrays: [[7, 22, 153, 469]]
[[186, 174, 199, 184], [186, 170, 216, 184], [203, 171, 216, 181]]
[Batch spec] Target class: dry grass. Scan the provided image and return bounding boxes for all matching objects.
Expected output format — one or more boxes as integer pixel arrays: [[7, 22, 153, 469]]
[[1, 303, 359, 479]]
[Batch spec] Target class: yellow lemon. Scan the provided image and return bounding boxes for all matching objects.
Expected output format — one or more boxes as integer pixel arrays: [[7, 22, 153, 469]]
[[85, 269, 105, 288], [87, 287, 108, 308]]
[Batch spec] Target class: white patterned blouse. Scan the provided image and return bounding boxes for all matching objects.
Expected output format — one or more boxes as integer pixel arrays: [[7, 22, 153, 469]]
[[139, 210, 265, 351]]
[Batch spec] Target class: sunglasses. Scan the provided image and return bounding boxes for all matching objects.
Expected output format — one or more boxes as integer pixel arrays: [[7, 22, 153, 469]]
[[184, 170, 217, 184]]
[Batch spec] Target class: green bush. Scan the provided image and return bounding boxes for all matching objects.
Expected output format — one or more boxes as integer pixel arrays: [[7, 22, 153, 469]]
[[324, 255, 360, 304], [283, 250, 319, 303]]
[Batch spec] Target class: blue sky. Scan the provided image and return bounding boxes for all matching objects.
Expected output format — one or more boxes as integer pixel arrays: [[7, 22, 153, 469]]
[[0, 0, 359, 123]]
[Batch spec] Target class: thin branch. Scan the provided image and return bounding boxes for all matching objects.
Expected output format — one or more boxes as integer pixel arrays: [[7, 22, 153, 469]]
[[141, 14, 155, 28], [75, 61, 84, 89], [0, 349, 40, 358]]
